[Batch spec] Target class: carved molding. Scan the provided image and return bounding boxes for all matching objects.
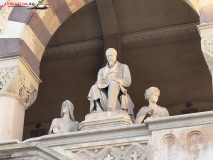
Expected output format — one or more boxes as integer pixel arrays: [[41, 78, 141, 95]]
[[122, 23, 199, 44], [0, 66, 38, 108], [43, 39, 104, 56], [43, 23, 199, 57]]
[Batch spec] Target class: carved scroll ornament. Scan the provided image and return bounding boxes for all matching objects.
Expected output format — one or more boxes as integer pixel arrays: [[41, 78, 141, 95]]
[[0, 66, 38, 108], [201, 37, 213, 70]]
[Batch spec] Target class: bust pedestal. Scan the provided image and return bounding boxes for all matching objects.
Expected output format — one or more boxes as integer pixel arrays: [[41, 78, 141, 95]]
[[79, 110, 133, 131]]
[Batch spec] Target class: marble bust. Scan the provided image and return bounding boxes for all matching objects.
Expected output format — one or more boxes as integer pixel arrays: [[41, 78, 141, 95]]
[[134, 87, 169, 124], [48, 100, 79, 134], [88, 48, 135, 121]]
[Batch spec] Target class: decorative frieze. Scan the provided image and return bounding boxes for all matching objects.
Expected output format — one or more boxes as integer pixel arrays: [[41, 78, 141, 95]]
[[43, 23, 199, 57], [64, 140, 148, 160], [43, 39, 104, 56], [122, 23, 198, 44]]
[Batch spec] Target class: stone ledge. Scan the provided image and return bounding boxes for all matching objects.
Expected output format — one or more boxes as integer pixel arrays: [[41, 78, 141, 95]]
[[0, 139, 19, 146], [0, 142, 71, 160], [145, 110, 213, 131], [23, 124, 150, 147]]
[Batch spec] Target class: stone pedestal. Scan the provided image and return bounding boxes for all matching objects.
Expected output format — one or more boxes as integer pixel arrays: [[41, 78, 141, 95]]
[[79, 110, 133, 131]]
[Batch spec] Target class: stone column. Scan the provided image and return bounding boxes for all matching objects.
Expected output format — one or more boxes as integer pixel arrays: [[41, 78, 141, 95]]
[[0, 56, 41, 142]]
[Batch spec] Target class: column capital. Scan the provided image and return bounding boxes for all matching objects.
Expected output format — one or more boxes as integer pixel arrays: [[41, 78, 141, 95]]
[[0, 56, 41, 109], [197, 23, 213, 73]]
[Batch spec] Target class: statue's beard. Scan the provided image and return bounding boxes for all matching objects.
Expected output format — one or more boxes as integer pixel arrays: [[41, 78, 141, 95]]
[[108, 61, 115, 68]]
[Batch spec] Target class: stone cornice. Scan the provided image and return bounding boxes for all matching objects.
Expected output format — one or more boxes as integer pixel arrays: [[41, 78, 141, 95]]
[[23, 124, 150, 147], [43, 39, 104, 56], [122, 23, 199, 44], [43, 23, 199, 56]]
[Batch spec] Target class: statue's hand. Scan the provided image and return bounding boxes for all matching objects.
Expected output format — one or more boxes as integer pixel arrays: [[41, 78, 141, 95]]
[[53, 127, 62, 134], [110, 78, 120, 83], [146, 109, 154, 115], [100, 78, 106, 84]]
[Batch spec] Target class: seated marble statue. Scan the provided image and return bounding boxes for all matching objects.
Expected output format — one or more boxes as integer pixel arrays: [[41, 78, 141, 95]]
[[88, 48, 135, 121], [134, 87, 169, 124], [48, 100, 79, 134]]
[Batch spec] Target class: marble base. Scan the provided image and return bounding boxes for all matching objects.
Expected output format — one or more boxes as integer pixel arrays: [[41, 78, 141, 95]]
[[79, 110, 133, 131]]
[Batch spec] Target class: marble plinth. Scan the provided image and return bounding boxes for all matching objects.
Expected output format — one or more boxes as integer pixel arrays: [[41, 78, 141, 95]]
[[79, 110, 133, 131]]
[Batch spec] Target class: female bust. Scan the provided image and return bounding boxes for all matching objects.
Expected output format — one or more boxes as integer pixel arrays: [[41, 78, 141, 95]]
[[134, 87, 169, 124], [48, 100, 79, 134]]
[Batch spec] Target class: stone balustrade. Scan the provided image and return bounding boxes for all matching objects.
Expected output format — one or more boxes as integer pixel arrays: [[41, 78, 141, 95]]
[[1, 110, 213, 159]]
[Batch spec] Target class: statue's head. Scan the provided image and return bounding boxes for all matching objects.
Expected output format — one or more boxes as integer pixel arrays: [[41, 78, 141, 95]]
[[106, 48, 117, 66], [144, 87, 160, 103], [61, 100, 75, 121]]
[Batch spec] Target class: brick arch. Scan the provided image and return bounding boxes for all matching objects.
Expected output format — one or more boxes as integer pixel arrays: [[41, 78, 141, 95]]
[[0, 0, 93, 76]]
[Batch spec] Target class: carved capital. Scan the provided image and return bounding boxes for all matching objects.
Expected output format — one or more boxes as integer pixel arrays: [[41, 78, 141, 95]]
[[198, 23, 213, 73], [201, 37, 213, 71], [0, 56, 41, 109]]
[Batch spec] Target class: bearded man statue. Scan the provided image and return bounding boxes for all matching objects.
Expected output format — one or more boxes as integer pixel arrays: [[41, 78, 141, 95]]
[[88, 48, 135, 121]]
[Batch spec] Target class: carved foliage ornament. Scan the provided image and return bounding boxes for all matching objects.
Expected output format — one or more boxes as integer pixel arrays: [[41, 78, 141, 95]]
[[0, 67, 15, 91], [201, 37, 213, 70], [202, 37, 213, 55], [0, 66, 37, 108]]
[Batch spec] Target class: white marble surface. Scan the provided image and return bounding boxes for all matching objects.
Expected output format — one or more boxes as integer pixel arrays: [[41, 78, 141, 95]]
[[145, 110, 213, 131], [22, 111, 213, 159], [0, 142, 71, 160], [79, 110, 133, 131], [24, 124, 151, 160], [0, 96, 25, 142]]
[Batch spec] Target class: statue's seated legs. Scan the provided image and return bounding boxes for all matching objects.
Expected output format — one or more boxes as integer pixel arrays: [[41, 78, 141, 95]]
[[90, 81, 121, 112], [107, 81, 120, 111]]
